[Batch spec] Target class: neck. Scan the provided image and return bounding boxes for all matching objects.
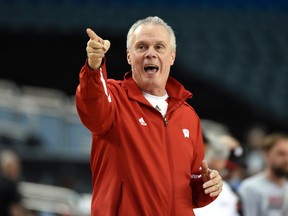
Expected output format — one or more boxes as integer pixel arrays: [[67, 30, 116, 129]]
[[266, 169, 286, 186], [139, 85, 167, 96]]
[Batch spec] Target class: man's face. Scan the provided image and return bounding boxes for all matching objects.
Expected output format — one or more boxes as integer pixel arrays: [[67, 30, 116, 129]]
[[127, 24, 176, 96], [267, 139, 288, 178]]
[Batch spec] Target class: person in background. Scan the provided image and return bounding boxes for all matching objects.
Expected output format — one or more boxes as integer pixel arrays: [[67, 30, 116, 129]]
[[219, 134, 246, 193], [0, 149, 25, 216], [243, 124, 267, 176], [284, 188, 288, 216], [76, 16, 223, 215], [200, 119, 245, 192], [194, 132, 240, 216], [238, 133, 288, 216]]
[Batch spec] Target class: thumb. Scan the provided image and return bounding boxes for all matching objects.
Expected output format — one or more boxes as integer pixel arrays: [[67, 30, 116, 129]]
[[201, 160, 209, 174], [103, 40, 111, 52]]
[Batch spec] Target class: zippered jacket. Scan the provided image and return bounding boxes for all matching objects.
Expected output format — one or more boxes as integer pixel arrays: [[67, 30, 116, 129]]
[[76, 61, 215, 216]]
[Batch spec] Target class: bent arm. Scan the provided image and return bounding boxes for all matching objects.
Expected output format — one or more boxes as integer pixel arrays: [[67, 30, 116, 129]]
[[190, 118, 217, 208], [76, 60, 115, 135]]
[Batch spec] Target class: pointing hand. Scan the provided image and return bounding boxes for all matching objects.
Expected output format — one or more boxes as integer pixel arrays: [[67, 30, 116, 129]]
[[86, 28, 111, 70]]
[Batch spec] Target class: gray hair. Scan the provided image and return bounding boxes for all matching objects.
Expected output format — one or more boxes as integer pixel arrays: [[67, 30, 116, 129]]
[[126, 16, 176, 52], [205, 134, 230, 162]]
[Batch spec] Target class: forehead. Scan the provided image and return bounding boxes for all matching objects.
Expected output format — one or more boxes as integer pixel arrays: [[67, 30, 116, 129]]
[[271, 139, 288, 152], [132, 24, 170, 43]]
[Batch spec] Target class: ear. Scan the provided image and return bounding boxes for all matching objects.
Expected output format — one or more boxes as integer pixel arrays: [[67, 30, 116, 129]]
[[127, 49, 131, 65], [170, 51, 176, 66]]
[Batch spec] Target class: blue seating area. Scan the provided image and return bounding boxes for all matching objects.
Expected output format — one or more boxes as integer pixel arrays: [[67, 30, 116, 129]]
[[0, 81, 91, 159]]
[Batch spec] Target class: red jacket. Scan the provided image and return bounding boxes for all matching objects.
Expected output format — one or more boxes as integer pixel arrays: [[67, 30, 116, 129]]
[[76, 62, 215, 216]]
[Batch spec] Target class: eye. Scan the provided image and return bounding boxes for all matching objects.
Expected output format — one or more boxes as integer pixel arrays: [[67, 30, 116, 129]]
[[156, 44, 165, 50], [137, 44, 146, 50]]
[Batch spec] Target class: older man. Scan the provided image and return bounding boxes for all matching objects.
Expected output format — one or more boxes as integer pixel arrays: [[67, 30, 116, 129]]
[[76, 16, 222, 216]]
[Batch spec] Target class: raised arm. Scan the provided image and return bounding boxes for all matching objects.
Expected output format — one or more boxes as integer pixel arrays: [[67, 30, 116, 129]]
[[76, 28, 115, 135]]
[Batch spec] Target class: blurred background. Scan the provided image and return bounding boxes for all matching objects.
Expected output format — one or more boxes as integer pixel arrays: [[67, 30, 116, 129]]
[[0, 0, 288, 215]]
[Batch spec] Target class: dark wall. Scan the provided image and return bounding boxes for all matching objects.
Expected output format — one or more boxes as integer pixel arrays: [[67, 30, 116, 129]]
[[1, 30, 130, 95]]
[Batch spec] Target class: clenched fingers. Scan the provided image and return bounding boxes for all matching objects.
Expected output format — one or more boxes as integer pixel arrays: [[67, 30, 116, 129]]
[[202, 169, 223, 197]]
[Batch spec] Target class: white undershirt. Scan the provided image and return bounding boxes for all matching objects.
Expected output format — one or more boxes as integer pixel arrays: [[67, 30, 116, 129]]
[[143, 91, 169, 117]]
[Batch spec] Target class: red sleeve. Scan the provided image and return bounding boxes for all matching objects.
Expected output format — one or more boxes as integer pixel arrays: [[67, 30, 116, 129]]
[[75, 60, 115, 135], [190, 178, 217, 208], [190, 118, 217, 208]]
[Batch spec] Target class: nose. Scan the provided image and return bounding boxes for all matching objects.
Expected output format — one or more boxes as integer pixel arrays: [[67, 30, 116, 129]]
[[145, 47, 156, 59]]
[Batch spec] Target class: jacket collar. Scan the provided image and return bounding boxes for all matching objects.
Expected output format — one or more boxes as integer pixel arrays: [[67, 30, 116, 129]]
[[123, 71, 192, 110]]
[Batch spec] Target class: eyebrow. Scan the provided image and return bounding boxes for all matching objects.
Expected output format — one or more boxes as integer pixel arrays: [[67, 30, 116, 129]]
[[135, 40, 167, 45]]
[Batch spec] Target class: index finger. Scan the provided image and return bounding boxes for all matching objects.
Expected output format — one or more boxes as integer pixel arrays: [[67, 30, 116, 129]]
[[86, 28, 101, 41]]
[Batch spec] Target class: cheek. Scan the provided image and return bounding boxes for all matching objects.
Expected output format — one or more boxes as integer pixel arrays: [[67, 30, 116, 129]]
[[129, 55, 142, 66], [164, 54, 175, 66], [273, 156, 288, 166], [284, 156, 288, 165]]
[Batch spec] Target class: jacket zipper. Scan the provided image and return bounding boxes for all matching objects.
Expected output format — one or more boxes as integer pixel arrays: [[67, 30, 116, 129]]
[[162, 114, 175, 216], [163, 116, 168, 127]]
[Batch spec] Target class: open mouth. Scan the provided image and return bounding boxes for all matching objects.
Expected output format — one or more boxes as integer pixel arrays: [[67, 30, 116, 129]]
[[144, 65, 159, 73]]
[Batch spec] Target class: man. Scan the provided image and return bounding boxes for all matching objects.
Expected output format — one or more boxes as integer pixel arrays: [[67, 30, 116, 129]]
[[238, 133, 288, 216], [76, 16, 222, 216]]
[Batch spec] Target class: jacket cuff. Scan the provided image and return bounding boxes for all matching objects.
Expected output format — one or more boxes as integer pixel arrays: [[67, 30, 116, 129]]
[[84, 58, 106, 74]]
